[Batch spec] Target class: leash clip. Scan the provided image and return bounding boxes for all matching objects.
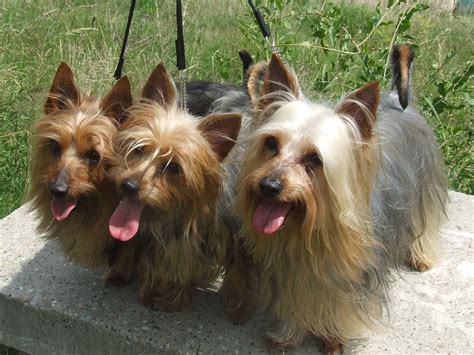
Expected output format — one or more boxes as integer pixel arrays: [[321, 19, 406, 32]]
[[266, 36, 281, 58], [176, 0, 187, 112], [248, 0, 282, 59], [178, 69, 187, 112]]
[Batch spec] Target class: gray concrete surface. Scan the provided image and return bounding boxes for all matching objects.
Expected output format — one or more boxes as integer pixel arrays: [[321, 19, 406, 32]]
[[0, 191, 472, 354]]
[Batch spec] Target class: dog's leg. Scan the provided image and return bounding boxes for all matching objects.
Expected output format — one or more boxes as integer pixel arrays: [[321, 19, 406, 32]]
[[154, 282, 194, 312], [407, 191, 445, 272], [102, 242, 136, 286], [319, 337, 344, 354], [407, 222, 441, 272], [221, 252, 258, 325], [265, 320, 306, 352]]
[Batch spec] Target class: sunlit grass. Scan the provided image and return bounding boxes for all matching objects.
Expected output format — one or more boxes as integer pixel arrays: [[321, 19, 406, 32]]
[[0, 0, 471, 217]]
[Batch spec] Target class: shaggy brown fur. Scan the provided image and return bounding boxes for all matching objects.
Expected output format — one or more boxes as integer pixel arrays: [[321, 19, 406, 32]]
[[235, 53, 447, 352], [29, 62, 132, 267], [105, 63, 255, 315]]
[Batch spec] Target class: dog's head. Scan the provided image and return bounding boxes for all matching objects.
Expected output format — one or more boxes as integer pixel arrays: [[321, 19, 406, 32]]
[[108, 63, 241, 242], [237, 55, 380, 279], [30, 62, 132, 221]]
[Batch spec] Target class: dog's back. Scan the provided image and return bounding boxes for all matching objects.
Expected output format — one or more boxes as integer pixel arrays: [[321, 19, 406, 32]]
[[373, 46, 448, 272]]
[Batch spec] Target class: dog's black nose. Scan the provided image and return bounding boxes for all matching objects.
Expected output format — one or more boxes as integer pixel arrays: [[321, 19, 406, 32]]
[[49, 170, 69, 198], [49, 180, 69, 198], [121, 179, 139, 195], [260, 176, 282, 199]]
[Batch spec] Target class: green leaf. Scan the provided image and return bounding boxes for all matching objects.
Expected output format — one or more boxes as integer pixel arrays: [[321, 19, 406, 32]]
[[464, 93, 474, 106]]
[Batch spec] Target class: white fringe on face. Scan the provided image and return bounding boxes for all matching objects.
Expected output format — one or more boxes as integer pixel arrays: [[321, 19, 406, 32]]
[[234, 98, 380, 345], [235, 86, 447, 347]]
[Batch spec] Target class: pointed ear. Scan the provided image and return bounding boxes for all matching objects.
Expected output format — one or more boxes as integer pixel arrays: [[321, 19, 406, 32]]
[[141, 63, 177, 108], [336, 81, 380, 140], [247, 62, 267, 103], [259, 53, 300, 107], [198, 113, 242, 161], [101, 76, 133, 123], [44, 62, 80, 114], [239, 49, 254, 85]]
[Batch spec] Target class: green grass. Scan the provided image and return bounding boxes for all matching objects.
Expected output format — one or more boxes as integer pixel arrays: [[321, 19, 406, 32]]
[[0, 0, 472, 217]]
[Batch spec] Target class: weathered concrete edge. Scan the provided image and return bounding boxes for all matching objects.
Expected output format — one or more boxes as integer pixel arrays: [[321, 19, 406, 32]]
[[0, 191, 472, 354], [0, 296, 171, 355]]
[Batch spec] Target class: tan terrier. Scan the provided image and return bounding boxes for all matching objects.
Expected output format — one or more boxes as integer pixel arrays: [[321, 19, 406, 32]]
[[235, 47, 447, 352], [106, 63, 256, 318], [29, 62, 132, 267]]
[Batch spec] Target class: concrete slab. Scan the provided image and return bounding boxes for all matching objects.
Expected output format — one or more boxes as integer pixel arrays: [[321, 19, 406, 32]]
[[0, 191, 472, 354]]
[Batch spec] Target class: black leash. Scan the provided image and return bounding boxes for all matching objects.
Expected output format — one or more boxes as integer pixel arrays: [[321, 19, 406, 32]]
[[247, 0, 280, 56], [176, 0, 187, 110], [114, 0, 137, 80], [176, 0, 186, 71], [248, 0, 271, 39]]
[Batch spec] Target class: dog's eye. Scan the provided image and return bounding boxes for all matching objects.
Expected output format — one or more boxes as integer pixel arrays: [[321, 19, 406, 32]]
[[48, 140, 61, 156], [304, 152, 322, 168], [265, 136, 278, 151], [132, 146, 144, 155], [165, 162, 180, 174], [85, 150, 100, 164]]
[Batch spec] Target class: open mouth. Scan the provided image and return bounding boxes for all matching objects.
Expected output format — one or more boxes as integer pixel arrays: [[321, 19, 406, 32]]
[[51, 197, 78, 221], [108, 196, 145, 242], [252, 199, 292, 235]]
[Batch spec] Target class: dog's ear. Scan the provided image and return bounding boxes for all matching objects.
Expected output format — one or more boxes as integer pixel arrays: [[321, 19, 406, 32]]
[[239, 49, 254, 88], [198, 113, 242, 161], [336, 81, 380, 140], [246, 62, 267, 104], [257, 53, 300, 107], [142, 63, 177, 108], [44, 62, 80, 114], [101, 76, 133, 123]]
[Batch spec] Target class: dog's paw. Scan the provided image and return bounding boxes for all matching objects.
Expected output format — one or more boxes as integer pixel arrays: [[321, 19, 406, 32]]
[[157, 284, 193, 312], [265, 337, 297, 353], [226, 301, 256, 325], [406, 257, 432, 272], [102, 271, 130, 287], [319, 338, 344, 354], [138, 292, 161, 311]]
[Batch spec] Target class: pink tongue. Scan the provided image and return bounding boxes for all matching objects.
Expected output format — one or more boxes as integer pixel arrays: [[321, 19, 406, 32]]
[[252, 200, 291, 235], [109, 197, 145, 241], [51, 198, 78, 221]]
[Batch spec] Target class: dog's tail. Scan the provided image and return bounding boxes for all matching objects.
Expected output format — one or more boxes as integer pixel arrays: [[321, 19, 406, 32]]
[[390, 45, 414, 110]]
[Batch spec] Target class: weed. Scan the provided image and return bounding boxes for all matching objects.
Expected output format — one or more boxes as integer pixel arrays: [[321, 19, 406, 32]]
[[0, 0, 472, 217], [239, 0, 473, 194]]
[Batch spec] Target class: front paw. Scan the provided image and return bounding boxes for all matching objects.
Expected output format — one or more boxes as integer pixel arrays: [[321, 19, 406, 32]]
[[265, 321, 306, 352], [319, 337, 344, 354], [226, 299, 257, 325], [406, 257, 432, 272], [140, 283, 193, 312], [102, 270, 131, 287], [266, 337, 297, 353], [138, 292, 161, 311]]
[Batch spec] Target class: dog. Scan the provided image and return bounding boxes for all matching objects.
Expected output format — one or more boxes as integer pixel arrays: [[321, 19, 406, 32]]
[[234, 46, 448, 352], [184, 49, 256, 116], [29, 62, 132, 267], [105, 62, 257, 318]]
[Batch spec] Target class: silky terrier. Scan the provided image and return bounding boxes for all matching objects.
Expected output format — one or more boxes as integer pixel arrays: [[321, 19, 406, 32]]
[[29, 62, 132, 267], [105, 63, 257, 317], [235, 46, 447, 352]]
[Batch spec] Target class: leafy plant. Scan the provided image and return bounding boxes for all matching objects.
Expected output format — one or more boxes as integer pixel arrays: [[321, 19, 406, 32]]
[[0, 0, 472, 217], [239, 0, 473, 193]]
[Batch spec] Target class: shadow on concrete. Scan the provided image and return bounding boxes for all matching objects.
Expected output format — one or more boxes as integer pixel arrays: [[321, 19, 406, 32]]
[[1, 192, 473, 353]]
